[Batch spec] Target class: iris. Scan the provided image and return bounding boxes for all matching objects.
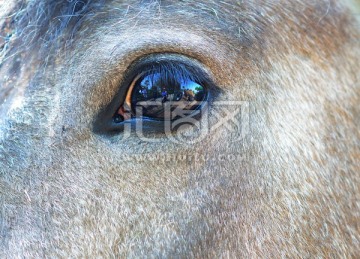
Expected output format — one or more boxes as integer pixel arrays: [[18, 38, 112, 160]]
[[113, 63, 207, 123]]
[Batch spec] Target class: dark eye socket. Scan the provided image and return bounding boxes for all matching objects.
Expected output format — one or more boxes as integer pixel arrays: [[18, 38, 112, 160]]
[[113, 62, 207, 123], [94, 54, 217, 135]]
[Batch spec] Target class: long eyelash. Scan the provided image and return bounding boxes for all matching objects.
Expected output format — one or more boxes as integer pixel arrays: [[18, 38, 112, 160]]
[[145, 61, 202, 86]]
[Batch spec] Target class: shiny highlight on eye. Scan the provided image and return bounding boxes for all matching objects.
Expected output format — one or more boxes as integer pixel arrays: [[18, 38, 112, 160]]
[[113, 62, 207, 122]]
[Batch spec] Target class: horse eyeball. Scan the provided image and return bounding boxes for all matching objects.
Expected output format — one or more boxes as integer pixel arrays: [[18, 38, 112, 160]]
[[113, 64, 207, 122]]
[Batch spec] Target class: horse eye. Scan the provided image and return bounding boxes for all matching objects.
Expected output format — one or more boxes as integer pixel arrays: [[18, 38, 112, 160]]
[[113, 66, 207, 123]]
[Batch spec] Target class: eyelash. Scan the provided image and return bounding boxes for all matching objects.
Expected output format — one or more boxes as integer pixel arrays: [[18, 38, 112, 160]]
[[135, 62, 202, 86]]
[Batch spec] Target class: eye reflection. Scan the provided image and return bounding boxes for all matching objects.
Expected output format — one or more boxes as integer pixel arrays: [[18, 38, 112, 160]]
[[114, 71, 207, 122]]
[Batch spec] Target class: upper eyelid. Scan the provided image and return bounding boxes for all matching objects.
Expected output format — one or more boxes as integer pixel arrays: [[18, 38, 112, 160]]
[[122, 53, 217, 89]]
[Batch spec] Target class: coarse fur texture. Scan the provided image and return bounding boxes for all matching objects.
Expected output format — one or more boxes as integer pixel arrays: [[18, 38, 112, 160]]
[[0, 0, 359, 258]]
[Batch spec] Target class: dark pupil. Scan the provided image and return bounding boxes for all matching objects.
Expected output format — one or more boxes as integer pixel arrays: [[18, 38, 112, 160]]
[[131, 72, 206, 120]]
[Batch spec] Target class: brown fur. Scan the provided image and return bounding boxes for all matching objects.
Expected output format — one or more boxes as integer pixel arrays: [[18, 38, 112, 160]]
[[0, 0, 359, 257]]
